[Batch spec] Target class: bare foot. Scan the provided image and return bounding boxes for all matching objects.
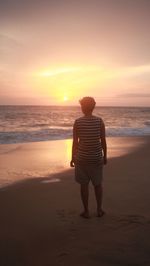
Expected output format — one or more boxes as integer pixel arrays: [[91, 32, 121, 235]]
[[80, 211, 90, 219], [97, 210, 105, 217]]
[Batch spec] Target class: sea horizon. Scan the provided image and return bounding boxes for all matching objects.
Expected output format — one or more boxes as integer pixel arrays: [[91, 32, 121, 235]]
[[0, 104, 150, 108]]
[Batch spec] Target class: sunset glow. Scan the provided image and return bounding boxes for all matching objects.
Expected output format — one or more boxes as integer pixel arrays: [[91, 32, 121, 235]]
[[0, 0, 150, 106]]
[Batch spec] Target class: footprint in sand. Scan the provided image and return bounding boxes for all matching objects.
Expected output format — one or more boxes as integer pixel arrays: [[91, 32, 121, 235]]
[[57, 210, 65, 220], [57, 210, 78, 237], [58, 252, 69, 257], [108, 214, 150, 231], [115, 214, 147, 230]]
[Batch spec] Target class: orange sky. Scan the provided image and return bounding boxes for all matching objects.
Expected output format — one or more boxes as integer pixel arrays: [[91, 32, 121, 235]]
[[0, 0, 150, 106]]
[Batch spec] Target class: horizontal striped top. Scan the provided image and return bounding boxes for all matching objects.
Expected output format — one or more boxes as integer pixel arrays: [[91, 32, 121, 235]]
[[74, 115, 103, 163]]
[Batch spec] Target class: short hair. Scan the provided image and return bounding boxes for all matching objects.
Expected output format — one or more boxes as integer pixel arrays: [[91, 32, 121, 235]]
[[79, 96, 96, 112]]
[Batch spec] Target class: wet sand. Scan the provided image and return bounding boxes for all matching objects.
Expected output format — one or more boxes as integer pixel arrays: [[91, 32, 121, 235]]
[[0, 137, 150, 265]]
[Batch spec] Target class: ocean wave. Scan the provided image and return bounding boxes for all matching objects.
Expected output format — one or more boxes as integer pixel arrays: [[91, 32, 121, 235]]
[[0, 126, 150, 144], [19, 122, 73, 128], [107, 127, 150, 136], [0, 128, 72, 144], [1, 106, 150, 141], [144, 121, 150, 126]]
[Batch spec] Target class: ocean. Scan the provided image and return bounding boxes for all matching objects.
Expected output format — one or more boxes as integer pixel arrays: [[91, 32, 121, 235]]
[[0, 105, 150, 144]]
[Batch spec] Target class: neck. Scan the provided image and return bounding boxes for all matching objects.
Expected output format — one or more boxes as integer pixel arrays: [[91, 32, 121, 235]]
[[84, 113, 93, 117]]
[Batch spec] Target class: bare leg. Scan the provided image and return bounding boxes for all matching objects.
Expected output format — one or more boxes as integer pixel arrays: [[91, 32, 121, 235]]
[[94, 184, 105, 217], [80, 184, 90, 218]]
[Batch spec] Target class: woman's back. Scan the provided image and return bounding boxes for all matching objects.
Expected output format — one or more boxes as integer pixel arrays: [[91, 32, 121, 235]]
[[75, 115, 103, 163]]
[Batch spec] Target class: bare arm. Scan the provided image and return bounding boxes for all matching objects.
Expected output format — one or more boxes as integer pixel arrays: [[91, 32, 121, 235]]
[[70, 122, 79, 167], [100, 119, 107, 165]]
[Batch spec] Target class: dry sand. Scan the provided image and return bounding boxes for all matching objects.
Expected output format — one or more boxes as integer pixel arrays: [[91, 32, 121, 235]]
[[0, 137, 150, 266]]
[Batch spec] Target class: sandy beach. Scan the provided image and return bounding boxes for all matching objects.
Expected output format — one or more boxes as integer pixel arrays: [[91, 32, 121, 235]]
[[0, 137, 150, 266]]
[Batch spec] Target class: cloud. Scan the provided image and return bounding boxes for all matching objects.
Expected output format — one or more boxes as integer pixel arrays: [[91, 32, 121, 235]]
[[118, 93, 150, 98], [1, 0, 150, 67], [0, 34, 23, 66], [0, 34, 21, 57]]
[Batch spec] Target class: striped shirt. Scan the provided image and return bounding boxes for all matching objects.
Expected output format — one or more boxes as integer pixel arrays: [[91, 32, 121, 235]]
[[74, 115, 103, 163]]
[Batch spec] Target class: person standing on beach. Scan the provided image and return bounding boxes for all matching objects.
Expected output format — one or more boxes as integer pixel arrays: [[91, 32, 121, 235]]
[[70, 97, 107, 218]]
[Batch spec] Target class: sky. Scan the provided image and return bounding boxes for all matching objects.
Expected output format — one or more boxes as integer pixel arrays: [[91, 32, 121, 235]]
[[0, 0, 150, 106]]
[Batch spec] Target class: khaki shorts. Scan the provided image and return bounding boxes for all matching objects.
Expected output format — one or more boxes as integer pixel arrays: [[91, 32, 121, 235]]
[[75, 161, 103, 186]]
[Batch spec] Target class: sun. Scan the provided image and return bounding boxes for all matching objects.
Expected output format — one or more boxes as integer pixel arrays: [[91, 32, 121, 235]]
[[63, 96, 69, 101]]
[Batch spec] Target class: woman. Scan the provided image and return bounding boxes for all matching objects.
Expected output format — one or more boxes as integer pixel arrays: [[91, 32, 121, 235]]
[[70, 97, 107, 218]]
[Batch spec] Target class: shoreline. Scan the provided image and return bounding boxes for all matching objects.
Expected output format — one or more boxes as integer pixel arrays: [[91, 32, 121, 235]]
[[0, 136, 148, 188], [0, 136, 150, 265]]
